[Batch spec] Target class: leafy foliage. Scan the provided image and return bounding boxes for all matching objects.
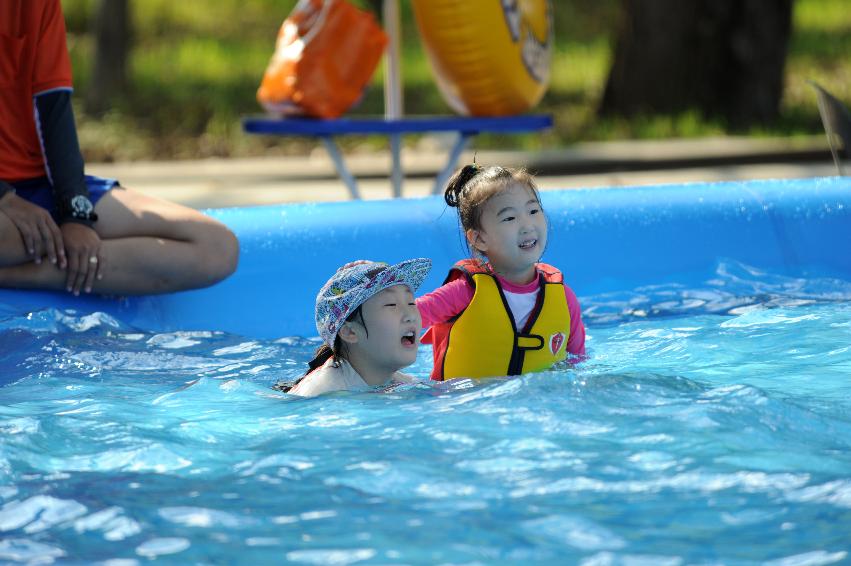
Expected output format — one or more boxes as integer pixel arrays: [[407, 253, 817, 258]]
[[61, 0, 850, 161]]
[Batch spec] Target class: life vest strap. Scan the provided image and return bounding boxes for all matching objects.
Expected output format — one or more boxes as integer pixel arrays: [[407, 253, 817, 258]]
[[516, 335, 544, 350]]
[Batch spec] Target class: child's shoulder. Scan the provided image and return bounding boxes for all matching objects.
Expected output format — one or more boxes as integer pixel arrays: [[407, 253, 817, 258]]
[[289, 359, 367, 397]]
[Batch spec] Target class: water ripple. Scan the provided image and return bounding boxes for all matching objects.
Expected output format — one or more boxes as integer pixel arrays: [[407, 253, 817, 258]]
[[2, 264, 851, 563]]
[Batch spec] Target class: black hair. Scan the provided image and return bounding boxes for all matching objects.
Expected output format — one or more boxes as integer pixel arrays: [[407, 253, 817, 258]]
[[444, 164, 482, 208]]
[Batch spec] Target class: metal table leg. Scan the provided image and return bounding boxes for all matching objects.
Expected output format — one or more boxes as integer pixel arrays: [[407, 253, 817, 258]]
[[321, 136, 361, 200], [389, 133, 403, 198], [433, 132, 472, 195]]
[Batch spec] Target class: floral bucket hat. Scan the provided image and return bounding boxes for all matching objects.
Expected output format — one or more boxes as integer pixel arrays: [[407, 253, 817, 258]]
[[315, 258, 432, 347]]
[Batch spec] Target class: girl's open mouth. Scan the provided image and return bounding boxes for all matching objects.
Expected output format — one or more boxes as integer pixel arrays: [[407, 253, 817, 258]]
[[519, 239, 537, 250], [401, 331, 416, 346]]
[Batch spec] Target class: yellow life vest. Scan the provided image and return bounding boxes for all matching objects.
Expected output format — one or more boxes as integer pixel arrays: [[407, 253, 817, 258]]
[[427, 261, 570, 380]]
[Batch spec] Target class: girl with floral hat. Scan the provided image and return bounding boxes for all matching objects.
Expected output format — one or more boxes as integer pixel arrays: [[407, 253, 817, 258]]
[[278, 258, 431, 397]]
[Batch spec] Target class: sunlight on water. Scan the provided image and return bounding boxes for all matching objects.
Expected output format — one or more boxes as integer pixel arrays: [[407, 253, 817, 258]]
[[2, 262, 851, 564]]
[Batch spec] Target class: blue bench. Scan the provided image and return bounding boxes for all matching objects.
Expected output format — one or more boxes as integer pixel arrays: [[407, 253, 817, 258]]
[[242, 114, 553, 199]]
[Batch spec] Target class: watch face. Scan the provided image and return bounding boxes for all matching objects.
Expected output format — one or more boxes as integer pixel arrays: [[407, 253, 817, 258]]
[[70, 195, 94, 216]]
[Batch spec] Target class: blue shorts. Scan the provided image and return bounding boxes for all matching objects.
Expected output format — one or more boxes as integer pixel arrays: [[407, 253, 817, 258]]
[[11, 175, 118, 222]]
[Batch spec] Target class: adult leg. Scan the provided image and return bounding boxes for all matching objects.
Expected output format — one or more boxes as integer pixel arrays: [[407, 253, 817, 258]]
[[0, 187, 239, 294]]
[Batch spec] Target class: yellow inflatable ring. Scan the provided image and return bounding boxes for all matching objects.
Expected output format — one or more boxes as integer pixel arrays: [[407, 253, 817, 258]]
[[412, 0, 552, 116]]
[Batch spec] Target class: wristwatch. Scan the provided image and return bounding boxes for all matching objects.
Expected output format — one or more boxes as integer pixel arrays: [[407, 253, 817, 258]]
[[64, 194, 99, 223]]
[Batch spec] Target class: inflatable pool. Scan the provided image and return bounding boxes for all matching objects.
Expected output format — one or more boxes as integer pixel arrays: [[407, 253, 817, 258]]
[[1, 177, 849, 338], [4, 177, 851, 564]]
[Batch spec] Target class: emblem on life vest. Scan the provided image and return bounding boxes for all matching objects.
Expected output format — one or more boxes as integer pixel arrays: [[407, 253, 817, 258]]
[[549, 332, 565, 355]]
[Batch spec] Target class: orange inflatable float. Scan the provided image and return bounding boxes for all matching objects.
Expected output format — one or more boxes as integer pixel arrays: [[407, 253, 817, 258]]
[[411, 0, 553, 116], [257, 0, 387, 119]]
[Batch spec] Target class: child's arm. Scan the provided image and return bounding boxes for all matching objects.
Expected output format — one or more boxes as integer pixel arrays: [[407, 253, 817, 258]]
[[564, 285, 586, 357], [416, 278, 474, 327]]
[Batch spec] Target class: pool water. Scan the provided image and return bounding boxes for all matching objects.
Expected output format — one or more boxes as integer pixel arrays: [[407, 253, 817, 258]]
[[2, 262, 851, 565]]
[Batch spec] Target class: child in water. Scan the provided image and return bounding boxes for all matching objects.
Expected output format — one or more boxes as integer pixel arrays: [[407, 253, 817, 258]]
[[282, 258, 432, 397], [417, 164, 585, 380]]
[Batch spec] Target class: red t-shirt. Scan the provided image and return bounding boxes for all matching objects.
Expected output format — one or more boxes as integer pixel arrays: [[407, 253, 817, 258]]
[[0, 0, 73, 182]]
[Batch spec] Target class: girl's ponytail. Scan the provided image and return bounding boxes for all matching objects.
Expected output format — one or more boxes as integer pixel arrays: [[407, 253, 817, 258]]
[[444, 164, 481, 207], [307, 344, 335, 372]]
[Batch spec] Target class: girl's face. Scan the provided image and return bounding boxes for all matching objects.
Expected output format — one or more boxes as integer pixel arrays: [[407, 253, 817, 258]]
[[467, 184, 547, 284], [344, 284, 421, 374]]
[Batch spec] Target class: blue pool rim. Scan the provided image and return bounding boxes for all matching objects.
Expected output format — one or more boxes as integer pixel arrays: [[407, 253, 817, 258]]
[[1, 177, 850, 339]]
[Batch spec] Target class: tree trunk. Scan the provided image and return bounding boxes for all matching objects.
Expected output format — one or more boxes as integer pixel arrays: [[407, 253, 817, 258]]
[[599, 0, 792, 128], [85, 0, 131, 116]]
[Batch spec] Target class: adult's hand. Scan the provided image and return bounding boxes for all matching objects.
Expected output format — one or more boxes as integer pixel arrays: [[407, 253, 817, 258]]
[[61, 222, 103, 295], [0, 191, 65, 266]]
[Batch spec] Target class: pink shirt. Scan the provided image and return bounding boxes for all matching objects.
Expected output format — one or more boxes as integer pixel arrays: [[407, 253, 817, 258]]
[[417, 272, 586, 357]]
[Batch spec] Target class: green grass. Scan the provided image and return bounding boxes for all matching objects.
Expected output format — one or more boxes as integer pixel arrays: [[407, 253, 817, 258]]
[[62, 0, 851, 161]]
